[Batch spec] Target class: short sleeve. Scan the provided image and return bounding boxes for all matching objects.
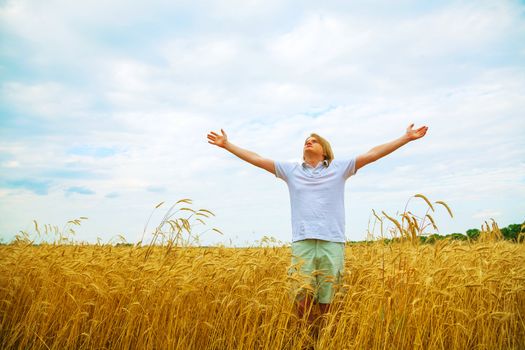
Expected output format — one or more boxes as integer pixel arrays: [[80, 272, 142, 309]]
[[341, 157, 357, 179], [275, 161, 296, 182]]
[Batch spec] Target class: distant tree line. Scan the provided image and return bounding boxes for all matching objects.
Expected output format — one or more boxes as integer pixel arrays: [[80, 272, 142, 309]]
[[361, 221, 524, 245], [426, 222, 524, 243]]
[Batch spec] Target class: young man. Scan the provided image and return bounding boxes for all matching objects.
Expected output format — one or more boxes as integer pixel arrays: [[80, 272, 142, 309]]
[[206, 124, 428, 320]]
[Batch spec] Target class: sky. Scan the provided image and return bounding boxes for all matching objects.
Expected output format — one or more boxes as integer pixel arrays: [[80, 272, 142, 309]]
[[0, 0, 524, 246]]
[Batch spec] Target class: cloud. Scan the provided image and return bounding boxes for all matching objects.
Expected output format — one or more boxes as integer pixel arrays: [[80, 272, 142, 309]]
[[3, 179, 51, 195], [1, 160, 19, 168], [64, 186, 95, 196], [1, 82, 94, 119], [67, 146, 118, 158], [146, 186, 167, 193], [43, 169, 103, 180], [472, 210, 503, 220], [268, 14, 367, 72]]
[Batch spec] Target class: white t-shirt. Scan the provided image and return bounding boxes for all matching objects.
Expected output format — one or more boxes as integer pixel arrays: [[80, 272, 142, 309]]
[[275, 158, 357, 243]]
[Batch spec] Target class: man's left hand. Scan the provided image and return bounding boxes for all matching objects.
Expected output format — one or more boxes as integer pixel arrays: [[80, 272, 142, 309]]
[[406, 123, 428, 141]]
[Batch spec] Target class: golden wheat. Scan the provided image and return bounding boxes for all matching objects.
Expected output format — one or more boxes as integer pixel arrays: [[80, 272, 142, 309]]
[[0, 238, 524, 349]]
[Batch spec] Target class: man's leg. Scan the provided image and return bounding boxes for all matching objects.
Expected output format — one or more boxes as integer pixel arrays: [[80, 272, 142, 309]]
[[297, 295, 317, 323], [306, 241, 343, 340], [318, 303, 331, 314], [316, 241, 345, 311], [290, 240, 344, 324], [290, 240, 317, 321]]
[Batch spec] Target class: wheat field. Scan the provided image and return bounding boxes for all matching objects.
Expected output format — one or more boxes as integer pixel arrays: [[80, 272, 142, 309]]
[[1, 238, 524, 349]]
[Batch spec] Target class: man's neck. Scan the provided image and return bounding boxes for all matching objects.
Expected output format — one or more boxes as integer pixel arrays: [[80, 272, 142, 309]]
[[303, 156, 324, 168]]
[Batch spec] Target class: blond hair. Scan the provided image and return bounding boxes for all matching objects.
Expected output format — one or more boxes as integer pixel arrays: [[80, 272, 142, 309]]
[[305, 133, 334, 165]]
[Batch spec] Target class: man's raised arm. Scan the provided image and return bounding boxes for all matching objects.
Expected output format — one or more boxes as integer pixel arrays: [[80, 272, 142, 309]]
[[207, 129, 276, 175], [355, 123, 428, 172]]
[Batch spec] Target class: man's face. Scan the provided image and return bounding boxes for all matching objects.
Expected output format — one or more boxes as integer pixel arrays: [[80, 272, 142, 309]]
[[303, 137, 324, 158]]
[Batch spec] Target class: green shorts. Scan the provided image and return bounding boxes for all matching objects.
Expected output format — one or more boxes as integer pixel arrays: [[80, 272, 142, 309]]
[[289, 239, 345, 304]]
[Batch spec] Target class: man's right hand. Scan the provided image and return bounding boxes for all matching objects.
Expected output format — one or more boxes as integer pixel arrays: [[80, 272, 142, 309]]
[[206, 129, 276, 174], [207, 129, 228, 148]]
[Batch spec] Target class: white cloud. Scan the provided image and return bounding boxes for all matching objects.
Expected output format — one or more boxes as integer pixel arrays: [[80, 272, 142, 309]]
[[2, 82, 94, 119], [268, 14, 367, 71], [397, 2, 517, 56], [472, 209, 503, 220], [2, 160, 19, 168]]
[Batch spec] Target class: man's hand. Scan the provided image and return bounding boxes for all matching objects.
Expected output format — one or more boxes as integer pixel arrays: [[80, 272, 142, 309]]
[[406, 123, 428, 141], [356, 123, 429, 172], [206, 129, 276, 174], [207, 129, 228, 148]]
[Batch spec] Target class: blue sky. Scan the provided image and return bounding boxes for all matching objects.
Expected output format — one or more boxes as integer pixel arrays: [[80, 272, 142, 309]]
[[1, 0, 524, 245]]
